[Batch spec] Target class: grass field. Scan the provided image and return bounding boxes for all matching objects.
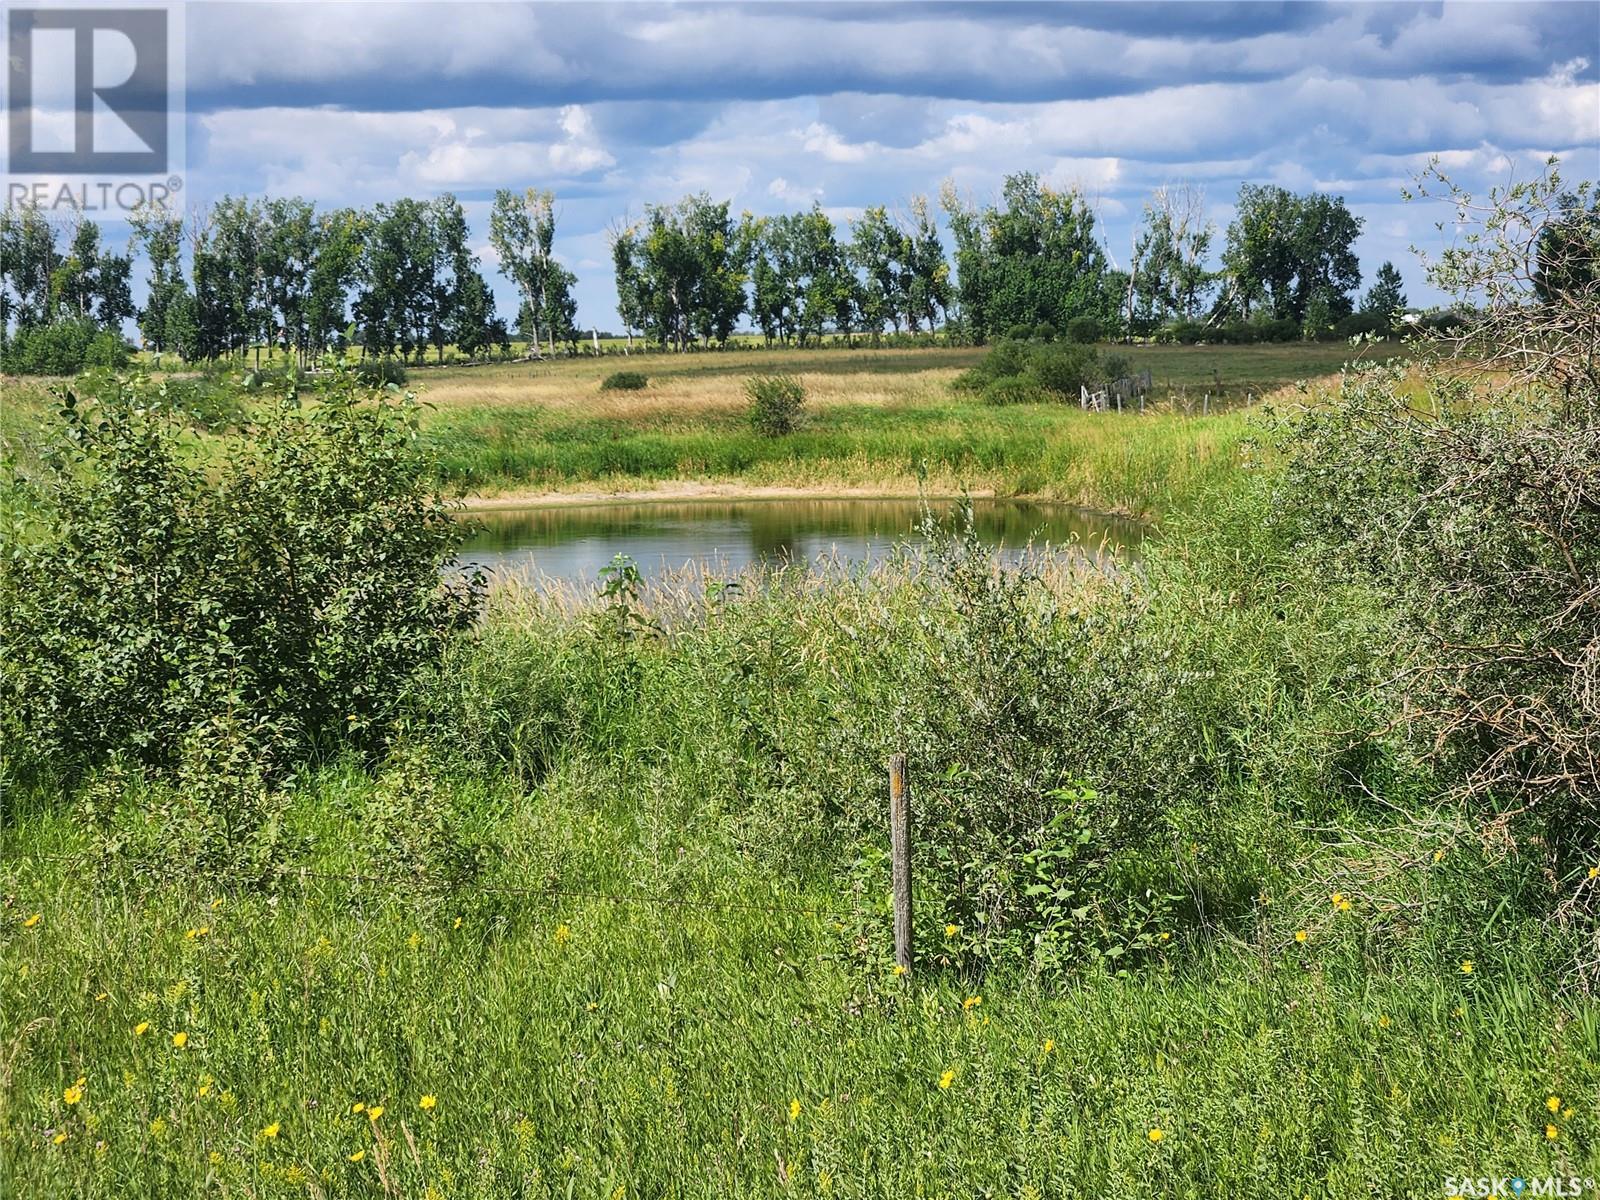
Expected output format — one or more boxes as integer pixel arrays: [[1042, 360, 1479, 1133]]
[[4, 340, 1366, 518], [410, 342, 1367, 514]]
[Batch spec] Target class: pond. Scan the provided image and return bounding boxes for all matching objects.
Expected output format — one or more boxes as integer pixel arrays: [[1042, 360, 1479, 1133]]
[[457, 497, 1142, 586]]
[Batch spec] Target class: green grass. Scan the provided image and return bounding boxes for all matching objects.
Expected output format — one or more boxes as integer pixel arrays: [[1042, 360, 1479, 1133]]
[[6, 814, 1592, 1199], [5, 769, 1593, 1198], [410, 342, 1363, 514], [4, 342, 1370, 520], [5, 520, 1594, 1197]]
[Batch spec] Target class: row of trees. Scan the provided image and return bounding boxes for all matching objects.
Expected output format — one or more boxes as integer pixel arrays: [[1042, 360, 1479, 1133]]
[[610, 195, 951, 350], [0, 210, 134, 332], [3, 177, 1430, 365]]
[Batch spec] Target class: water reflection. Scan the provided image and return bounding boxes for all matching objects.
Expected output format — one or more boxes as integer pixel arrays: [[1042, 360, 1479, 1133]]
[[457, 498, 1141, 586]]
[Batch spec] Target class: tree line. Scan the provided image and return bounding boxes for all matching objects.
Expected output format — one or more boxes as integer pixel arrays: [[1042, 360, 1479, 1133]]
[[2, 174, 1445, 370]]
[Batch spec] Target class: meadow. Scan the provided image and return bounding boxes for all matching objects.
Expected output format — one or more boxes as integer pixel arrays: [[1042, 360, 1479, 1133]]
[[1, 339, 1362, 518], [4, 335, 1594, 1199]]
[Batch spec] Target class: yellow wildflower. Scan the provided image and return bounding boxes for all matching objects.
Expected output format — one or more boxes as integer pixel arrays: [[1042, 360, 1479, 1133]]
[[172, 1032, 188, 1049], [1378, 1015, 1391, 1029], [1548, 1095, 1562, 1113], [64, 1079, 85, 1105], [1564, 1107, 1574, 1120], [1434, 849, 1446, 863], [94, 992, 108, 1002], [351, 1102, 365, 1114], [1547, 1124, 1559, 1140], [1460, 960, 1474, 975], [944, 924, 958, 938], [937, 1070, 955, 1090], [962, 996, 982, 1011], [453, 916, 463, 929], [1330, 892, 1343, 907], [555, 923, 572, 945], [367, 1105, 384, 1122], [1337, 897, 1352, 912], [892, 963, 907, 977], [23, 913, 41, 928], [1294, 929, 1308, 944], [1148, 1129, 1165, 1143], [419, 1094, 437, 1112], [53, 1132, 68, 1146], [134, 1022, 150, 1037], [789, 1098, 802, 1122], [1043, 1038, 1055, 1054], [1590, 866, 1599, 880], [210, 897, 223, 910], [348, 1149, 365, 1162], [260, 1122, 280, 1140]]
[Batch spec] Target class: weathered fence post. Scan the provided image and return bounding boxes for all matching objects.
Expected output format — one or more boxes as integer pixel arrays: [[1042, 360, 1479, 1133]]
[[889, 753, 912, 975]]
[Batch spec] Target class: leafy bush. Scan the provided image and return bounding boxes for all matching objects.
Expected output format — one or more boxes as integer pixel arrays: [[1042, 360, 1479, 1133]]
[[77, 716, 301, 881], [1032, 321, 1057, 342], [354, 357, 408, 386], [360, 743, 487, 897], [0, 320, 129, 375], [1, 368, 483, 789], [1161, 321, 1206, 345], [957, 339, 1099, 403], [1027, 342, 1099, 398], [1251, 316, 1301, 343], [1277, 365, 1600, 868], [1333, 312, 1387, 340], [600, 370, 648, 392], [979, 375, 1048, 406], [1064, 315, 1101, 344], [745, 373, 806, 436]]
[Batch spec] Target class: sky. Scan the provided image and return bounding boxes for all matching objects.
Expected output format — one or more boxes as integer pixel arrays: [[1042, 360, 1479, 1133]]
[[173, 1, 1600, 328]]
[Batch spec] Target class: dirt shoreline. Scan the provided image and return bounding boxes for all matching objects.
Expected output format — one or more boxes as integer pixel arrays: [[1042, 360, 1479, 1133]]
[[457, 480, 1005, 512]]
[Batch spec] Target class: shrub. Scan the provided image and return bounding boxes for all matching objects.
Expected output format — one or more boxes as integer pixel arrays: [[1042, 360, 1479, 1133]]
[[1162, 321, 1206, 345], [354, 357, 408, 386], [1064, 315, 1102, 344], [956, 340, 1099, 403], [1032, 321, 1057, 342], [0, 320, 127, 374], [1277, 366, 1600, 869], [980, 375, 1048, 406], [600, 370, 648, 392], [84, 330, 132, 369], [1004, 323, 1034, 342], [1023, 342, 1099, 399], [745, 374, 806, 436], [1251, 316, 1301, 343], [1333, 312, 1386, 340], [0, 368, 484, 788]]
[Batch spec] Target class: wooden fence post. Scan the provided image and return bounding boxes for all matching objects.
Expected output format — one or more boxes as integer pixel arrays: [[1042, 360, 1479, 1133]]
[[889, 754, 913, 975]]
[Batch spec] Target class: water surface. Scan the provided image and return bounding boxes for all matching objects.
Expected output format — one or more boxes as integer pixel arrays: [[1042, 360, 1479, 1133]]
[[458, 497, 1140, 586]]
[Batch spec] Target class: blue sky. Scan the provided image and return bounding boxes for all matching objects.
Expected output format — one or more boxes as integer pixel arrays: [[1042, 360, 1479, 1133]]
[[177, 0, 1600, 328]]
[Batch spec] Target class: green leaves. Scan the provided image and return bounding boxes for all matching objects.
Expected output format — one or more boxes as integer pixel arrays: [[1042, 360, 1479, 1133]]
[[2, 367, 483, 791]]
